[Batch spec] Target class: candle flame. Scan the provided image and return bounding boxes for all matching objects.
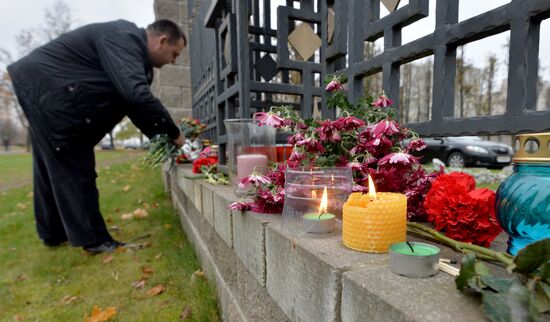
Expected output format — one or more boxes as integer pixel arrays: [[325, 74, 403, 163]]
[[312, 190, 317, 198], [368, 175, 377, 199], [319, 186, 328, 214]]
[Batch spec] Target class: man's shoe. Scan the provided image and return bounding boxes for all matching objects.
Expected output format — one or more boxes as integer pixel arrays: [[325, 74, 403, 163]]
[[83, 240, 126, 254]]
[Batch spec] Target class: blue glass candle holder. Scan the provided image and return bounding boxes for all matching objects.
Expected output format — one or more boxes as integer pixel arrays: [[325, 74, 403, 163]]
[[496, 133, 550, 255]]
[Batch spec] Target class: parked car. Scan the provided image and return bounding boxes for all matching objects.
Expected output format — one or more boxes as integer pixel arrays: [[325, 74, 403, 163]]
[[123, 141, 140, 149], [412, 136, 513, 169], [100, 142, 114, 150]]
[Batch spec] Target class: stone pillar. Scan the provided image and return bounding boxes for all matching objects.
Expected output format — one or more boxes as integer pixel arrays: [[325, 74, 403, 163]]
[[153, 0, 192, 121]]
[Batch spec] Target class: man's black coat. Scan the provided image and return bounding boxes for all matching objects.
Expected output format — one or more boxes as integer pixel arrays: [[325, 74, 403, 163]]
[[8, 19, 179, 150]]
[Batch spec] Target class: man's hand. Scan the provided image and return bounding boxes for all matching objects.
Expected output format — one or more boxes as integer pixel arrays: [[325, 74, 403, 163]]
[[173, 133, 185, 148]]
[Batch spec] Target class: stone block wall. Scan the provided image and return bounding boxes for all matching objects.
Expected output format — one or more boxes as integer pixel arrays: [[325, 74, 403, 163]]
[[166, 165, 488, 322], [152, 0, 193, 121]]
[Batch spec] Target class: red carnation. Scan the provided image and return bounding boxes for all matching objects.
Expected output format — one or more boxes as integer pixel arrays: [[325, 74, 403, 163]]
[[424, 172, 502, 247], [192, 156, 218, 173]]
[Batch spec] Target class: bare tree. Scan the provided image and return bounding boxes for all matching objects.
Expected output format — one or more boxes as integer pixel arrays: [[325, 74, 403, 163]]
[[0, 1, 76, 151], [455, 46, 473, 118], [485, 54, 497, 115]]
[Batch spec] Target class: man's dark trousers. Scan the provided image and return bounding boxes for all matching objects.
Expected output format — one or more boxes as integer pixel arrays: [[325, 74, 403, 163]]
[[29, 122, 113, 247]]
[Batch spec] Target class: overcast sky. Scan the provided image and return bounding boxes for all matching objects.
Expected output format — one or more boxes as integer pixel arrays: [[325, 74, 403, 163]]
[[0, 0, 154, 61], [1, 0, 548, 82]]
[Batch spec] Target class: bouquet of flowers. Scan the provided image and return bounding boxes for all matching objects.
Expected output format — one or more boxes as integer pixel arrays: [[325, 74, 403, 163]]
[[231, 75, 441, 219], [142, 117, 207, 168], [180, 117, 207, 139]]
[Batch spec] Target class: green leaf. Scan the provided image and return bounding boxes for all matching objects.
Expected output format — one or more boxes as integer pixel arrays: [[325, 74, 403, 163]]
[[480, 275, 513, 293], [481, 291, 511, 322], [482, 281, 534, 322], [476, 261, 491, 276], [513, 239, 550, 275], [535, 282, 550, 313], [540, 262, 550, 284], [456, 253, 477, 292]]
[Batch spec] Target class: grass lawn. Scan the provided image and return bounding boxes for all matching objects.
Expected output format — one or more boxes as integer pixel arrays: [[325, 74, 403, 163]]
[[0, 149, 144, 187], [0, 161, 220, 321]]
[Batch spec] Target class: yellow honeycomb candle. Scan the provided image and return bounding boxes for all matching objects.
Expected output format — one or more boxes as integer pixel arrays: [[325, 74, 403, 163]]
[[343, 192, 407, 253]]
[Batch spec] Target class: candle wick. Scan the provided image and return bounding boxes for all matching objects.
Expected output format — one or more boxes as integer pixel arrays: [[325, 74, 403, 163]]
[[406, 241, 415, 253]]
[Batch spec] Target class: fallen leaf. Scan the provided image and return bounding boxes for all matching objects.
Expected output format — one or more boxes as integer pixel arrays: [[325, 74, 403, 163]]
[[133, 208, 148, 218], [15, 274, 27, 282], [13, 315, 23, 321], [121, 213, 134, 220], [194, 270, 206, 279], [164, 224, 172, 229], [152, 202, 159, 208], [142, 202, 150, 209], [105, 217, 113, 224], [190, 270, 207, 283], [142, 266, 154, 275], [105, 166, 111, 170], [84, 305, 116, 322], [60, 295, 80, 305], [16, 203, 27, 210], [122, 185, 131, 192], [131, 279, 146, 289], [110, 179, 117, 184], [154, 253, 162, 260], [109, 225, 120, 231], [147, 284, 166, 296], [115, 247, 127, 253], [27, 192, 33, 198], [158, 300, 170, 309], [179, 305, 193, 320], [102, 255, 114, 264], [113, 207, 120, 213]]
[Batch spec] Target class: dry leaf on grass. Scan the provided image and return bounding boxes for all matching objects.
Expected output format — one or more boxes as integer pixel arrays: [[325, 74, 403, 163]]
[[27, 192, 33, 198], [102, 255, 114, 264], [131, 279, 147, 289], [147, 284, 166, 296], [122, 185, 131, 192], [152, 202, 159, 208], [142, 202, 150, 209], [60, 295, 81, 305], [15, 274, 27, 282], [121, 213, 133, 220], [164, 224, 172, 229], [16, 203, 27, 210], [142, 266, 154, 275], [191, 270, 207, 283], [110, 179, 117, 184], [154, 253, 162, 260], [133, 208, 148, 218], [84, 305, 116, 322], [179, 306, 193, 320]]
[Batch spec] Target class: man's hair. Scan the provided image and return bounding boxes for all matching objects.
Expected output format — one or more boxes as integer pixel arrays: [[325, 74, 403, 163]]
[[147, 19, 187, 46]]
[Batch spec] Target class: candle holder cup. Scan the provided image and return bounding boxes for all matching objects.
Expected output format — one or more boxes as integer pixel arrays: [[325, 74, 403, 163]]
[[223, 119, 276, 196], [496, 132, 550, 255], [281, 167, 352, 235]]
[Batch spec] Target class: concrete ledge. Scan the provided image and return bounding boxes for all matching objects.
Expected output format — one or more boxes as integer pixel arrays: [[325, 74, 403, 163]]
[[167, 165, 487, 322]]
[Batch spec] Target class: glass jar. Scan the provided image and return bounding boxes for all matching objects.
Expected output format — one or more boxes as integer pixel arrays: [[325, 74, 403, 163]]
[[281, 167, 352, 235], [496, 133, 550, 255], [223, 119, 276, 187]]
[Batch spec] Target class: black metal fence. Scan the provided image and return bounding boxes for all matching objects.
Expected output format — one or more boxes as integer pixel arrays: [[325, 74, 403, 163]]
[[188, 0, 550, 164]]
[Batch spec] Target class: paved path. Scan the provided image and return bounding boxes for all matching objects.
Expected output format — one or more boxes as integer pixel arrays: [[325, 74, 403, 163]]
[[0, 153, 142, 193]]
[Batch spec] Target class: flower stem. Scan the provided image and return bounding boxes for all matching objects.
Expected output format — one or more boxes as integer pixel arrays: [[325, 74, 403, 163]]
[[407, 222, 514, 267]]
